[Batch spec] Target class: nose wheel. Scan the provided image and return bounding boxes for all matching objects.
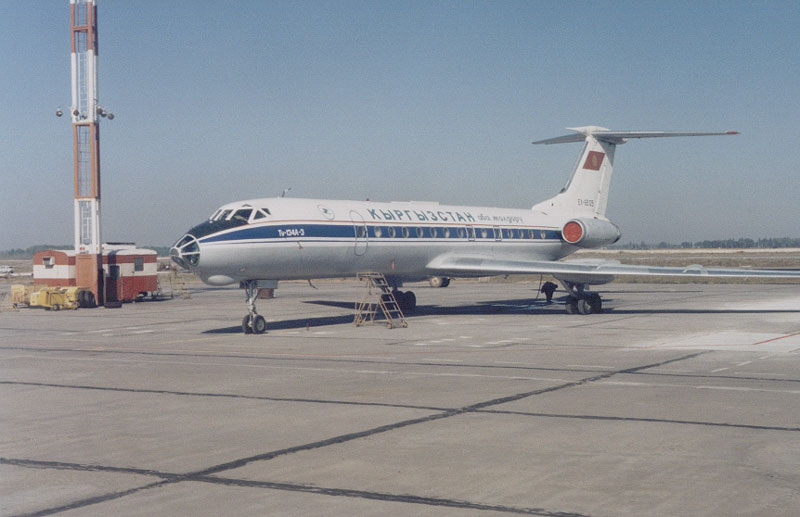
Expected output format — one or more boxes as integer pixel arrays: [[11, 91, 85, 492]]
[[241, 280, 267, 334]]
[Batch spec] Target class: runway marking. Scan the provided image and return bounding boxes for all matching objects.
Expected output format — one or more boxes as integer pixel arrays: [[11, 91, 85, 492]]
[[604, 380, 800, 395], [480, 409, 800, 433], [737, 361, 752, 367], [711, 367, 729, 373], [753, 331, 800, 346]]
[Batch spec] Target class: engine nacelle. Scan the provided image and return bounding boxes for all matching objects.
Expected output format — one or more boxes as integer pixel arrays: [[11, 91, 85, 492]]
[[561, 218, 621, 248]]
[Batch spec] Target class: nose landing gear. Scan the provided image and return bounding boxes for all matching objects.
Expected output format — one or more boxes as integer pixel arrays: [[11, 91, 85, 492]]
[[241, 280, 267, 334]]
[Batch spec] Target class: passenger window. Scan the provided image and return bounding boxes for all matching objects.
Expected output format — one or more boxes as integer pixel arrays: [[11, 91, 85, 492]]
[[430, 227, 438, 238], [481, 228, 488, 238], [457, 228, 465, 239], [357, 226, 367, 238], [504, 229, 513, 239], [388, 227, 396, 238], [373, 226, 383, 238], [402, 227, 410, 238], [444, 228, 451, 238], [416, 227, 424, 238]]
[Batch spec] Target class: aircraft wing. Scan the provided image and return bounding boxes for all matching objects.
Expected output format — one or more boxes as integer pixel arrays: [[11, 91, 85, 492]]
[[426, 254, 800, 281]]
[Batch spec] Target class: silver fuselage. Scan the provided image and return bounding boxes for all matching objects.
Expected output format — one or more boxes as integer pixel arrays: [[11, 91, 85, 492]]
[[172, 197, 577, 286]]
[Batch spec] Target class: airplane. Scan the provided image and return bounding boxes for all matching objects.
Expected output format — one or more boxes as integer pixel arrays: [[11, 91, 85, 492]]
[[170, 126, 800, 334]]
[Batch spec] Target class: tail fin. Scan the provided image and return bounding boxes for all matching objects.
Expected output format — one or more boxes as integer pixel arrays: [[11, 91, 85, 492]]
[[530, 126, 739, 218]]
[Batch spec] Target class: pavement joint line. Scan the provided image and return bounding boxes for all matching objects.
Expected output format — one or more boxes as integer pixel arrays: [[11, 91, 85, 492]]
[[12, 345, 800, 384], [0, 380, 451, 412], [0, 458, 586, 517], [476, 410, 800, 432], [2, 352, 705, 516]]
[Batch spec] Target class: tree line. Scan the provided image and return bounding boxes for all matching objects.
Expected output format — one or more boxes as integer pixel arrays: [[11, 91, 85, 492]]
[[0, 245, 171, 259], [612, 237, 800, 250]]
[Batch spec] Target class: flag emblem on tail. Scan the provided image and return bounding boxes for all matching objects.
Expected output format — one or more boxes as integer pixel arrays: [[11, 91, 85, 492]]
[[583, 151, 604, 171]]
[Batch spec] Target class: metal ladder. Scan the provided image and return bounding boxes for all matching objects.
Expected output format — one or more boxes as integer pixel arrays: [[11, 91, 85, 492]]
[[354, 272, 408, 328], [166, 268, 191, 299]]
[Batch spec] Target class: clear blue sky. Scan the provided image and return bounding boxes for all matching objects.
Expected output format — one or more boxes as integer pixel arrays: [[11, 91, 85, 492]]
[[2, 1, 799, 250]]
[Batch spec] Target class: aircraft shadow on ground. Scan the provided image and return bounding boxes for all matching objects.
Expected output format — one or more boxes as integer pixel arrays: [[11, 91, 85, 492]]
[[203, 295, 800, 334]]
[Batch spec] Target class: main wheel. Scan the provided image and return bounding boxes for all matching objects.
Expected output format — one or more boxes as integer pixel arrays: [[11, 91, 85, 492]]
[[577, 298, 592, 315], [252, 315, 267, 334], [429, 276, 443, 288], [441, 278, 451, 288], [242, 314, 253, 334], [402, 291, 416, 312], [566, 298, 578, 314], [588, 293, 602, 314]]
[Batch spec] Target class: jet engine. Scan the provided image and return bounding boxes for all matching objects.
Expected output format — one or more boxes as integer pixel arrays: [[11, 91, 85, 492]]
[[561, 218, 621, 248]]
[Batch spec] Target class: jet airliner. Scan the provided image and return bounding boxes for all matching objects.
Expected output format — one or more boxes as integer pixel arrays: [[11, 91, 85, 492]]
[[171, 126, 800, 334]]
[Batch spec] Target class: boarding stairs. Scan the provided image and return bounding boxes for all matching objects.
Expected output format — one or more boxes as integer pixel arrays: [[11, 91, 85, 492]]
[[162, 268, 191, 299], [354, 272, 408, 328]]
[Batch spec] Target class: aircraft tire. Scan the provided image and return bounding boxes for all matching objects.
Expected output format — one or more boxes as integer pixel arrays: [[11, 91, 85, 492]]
[[589, 293, 602, 313], [441, 278, 451, 288], [566, 298, 578, 315], [429, 276, 443, 288], [577, 299, 592, 315], [403, 291, 417, 312], [242, 315, 253, 334], [253, 315, 267, 334]]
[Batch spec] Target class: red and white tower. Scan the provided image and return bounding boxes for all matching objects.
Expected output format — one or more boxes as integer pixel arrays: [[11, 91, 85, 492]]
[[69, 0, 108, 302]]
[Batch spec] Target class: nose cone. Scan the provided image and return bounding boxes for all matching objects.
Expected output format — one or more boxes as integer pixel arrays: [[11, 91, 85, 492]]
[[170, 234, 200, 270]]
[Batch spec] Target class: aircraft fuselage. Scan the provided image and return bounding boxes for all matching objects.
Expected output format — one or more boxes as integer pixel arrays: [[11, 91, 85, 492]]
[[172, 197, 576, 286]]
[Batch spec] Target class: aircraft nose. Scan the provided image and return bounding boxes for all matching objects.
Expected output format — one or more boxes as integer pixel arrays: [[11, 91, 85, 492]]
[[170, 234, 200, 270]]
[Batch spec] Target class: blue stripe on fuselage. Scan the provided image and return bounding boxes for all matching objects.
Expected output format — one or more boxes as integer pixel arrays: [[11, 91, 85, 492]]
[[200, 222, 562, 244]]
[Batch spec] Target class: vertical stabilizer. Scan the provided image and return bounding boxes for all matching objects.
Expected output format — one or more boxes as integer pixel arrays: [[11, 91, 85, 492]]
[[531, 126, 616, 217], [530, 127, 739, 218]]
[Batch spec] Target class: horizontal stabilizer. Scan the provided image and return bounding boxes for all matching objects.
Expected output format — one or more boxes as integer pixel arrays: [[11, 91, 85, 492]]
[[533, 126, 739, 145]]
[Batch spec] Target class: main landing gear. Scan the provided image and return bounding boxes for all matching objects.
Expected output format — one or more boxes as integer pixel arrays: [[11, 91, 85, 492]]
[[241, 280, 267, 334], [392, 289, 417, 313], [386, 277, 417, 313], [560, 281, 603, 315]]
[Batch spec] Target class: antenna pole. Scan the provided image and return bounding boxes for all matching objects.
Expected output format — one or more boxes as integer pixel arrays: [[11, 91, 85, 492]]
[[70, 0, 104, 302]]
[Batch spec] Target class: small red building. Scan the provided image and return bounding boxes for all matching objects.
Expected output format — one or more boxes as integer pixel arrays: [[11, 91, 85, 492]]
[[33, 245, 158, 303]]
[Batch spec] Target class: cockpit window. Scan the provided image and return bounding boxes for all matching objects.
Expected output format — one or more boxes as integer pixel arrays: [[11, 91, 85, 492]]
[[231, 209, 252, 224], [252, 208, 271, 221], [188, 207, 254, 239], [214, 209, 233, 221]]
